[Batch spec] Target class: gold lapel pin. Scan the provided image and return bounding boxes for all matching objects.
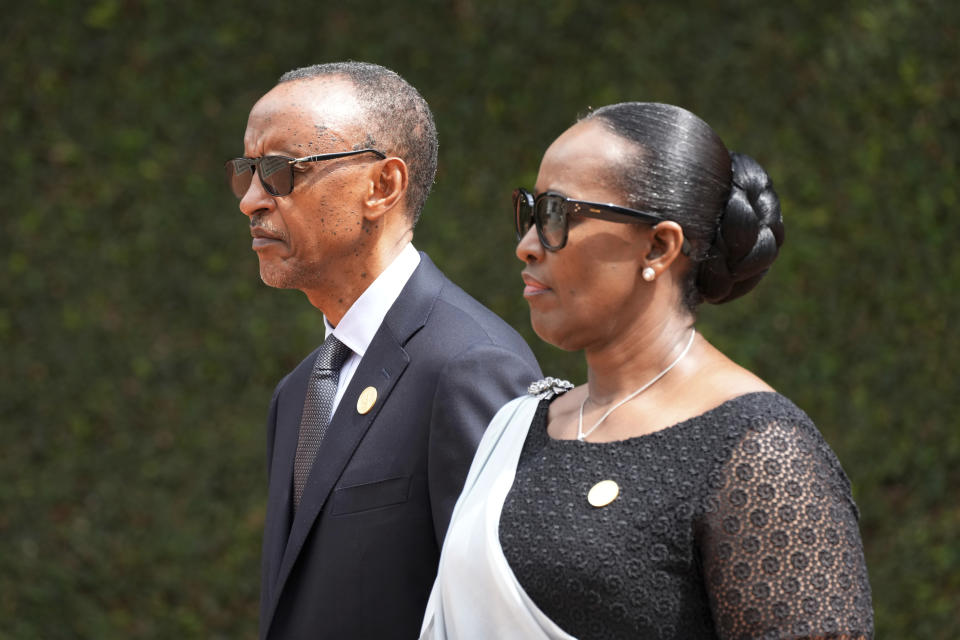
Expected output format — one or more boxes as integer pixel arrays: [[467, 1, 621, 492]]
[[587, 479, 620, 508], [356, 386, 378, 414]]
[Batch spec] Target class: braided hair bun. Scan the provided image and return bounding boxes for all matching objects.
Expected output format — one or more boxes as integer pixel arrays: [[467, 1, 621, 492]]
[[696, 153, 785, 304], [585, 102, 785, 310]]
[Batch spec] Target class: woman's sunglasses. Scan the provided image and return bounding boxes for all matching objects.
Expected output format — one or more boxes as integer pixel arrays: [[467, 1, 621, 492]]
[[513, 187, 665, 251], [225, 148, 386, 199]]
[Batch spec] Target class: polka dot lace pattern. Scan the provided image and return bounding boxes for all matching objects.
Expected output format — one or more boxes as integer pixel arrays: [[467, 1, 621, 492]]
[[499, 392, 873, 640]]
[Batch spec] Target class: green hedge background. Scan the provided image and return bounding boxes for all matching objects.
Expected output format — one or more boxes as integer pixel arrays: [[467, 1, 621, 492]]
[[2, 1, 956, 637]]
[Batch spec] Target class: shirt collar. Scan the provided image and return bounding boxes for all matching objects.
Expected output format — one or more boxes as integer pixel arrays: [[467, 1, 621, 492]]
[[323, 242, 421, 357]]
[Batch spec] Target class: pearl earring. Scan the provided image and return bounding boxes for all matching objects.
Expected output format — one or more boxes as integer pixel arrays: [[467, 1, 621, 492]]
[[642, 267, 656, 282]]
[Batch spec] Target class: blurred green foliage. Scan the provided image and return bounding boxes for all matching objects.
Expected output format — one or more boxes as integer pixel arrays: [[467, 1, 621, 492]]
[[2, 0, 957, 637]]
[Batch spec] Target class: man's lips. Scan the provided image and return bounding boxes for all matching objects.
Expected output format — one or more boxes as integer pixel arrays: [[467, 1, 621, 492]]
[[521, 272, 550, 297], [251, 227, 283, 249]]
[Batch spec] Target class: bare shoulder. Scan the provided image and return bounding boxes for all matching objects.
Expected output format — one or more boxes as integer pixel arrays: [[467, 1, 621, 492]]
[[544, 384, 587, 439], [681, 341, 775, 414], [547, 384, 585, 418]]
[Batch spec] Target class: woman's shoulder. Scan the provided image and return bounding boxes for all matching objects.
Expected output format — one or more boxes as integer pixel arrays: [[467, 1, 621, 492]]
[[704, 391, 857, 506], [695, 390, 824, 455], [671, 347, 779, 427], [706, 390, 810, 424]]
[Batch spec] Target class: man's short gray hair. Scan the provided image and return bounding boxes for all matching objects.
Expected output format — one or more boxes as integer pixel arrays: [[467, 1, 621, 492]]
[[279, 62, 438, 225]]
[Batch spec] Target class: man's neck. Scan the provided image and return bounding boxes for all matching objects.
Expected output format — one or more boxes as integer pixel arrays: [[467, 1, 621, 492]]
[[306, 233, 414, 325]]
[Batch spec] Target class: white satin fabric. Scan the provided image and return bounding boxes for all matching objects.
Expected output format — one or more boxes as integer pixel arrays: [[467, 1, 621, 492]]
[[419, 396, 577, 640]]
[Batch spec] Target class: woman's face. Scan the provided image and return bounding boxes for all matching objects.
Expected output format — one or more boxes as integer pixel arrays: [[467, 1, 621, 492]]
[[517, 119, 653, 351]]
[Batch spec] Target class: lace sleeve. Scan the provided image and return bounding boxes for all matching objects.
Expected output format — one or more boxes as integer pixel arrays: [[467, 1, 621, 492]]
[[699, 414, 874, 639]]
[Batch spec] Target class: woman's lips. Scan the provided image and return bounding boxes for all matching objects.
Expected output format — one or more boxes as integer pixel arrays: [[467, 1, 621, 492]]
[[521, 273, 550, 297]]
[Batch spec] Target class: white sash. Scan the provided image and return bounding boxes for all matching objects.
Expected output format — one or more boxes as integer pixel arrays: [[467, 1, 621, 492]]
[[419, 396, 577, 640]]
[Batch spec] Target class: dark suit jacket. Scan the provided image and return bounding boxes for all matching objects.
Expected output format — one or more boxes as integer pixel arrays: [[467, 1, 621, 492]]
[[259, 253, 541, 640]]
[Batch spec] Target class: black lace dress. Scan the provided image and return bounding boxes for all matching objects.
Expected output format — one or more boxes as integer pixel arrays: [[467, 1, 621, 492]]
[[499, 392, 873, 639]]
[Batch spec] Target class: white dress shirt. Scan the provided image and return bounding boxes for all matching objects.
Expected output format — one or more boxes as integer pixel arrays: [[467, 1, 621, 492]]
[[323, 242, 421, 411]]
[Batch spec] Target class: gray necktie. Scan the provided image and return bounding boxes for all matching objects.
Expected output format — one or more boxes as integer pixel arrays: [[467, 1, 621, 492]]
[[293, 334, 352, 510]]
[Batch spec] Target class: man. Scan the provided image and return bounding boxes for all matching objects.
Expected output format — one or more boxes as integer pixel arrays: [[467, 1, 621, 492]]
[[227, 62, 541, 639]]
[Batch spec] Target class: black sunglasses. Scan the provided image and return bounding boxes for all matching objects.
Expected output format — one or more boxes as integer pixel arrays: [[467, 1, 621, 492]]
[[225, 148, 386, 199], [513, 187, 665, 251]]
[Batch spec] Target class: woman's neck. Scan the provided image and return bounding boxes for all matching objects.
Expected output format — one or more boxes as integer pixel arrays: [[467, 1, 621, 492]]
[[583, 314, 695, 405]]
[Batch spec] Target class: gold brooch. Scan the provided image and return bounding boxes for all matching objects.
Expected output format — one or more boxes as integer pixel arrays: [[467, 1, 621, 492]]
[[587, 480, 620, 507], [356, 386, 377, 414]]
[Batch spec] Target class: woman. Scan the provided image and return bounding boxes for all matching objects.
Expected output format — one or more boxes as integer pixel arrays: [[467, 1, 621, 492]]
[[421, 103, 873, 639]]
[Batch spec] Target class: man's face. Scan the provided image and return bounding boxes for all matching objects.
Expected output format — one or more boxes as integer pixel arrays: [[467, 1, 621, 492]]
[[238, 78, 378, 295]]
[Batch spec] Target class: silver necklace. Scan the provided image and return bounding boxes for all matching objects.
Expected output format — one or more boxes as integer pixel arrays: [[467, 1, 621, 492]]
[[577, 329, 696, 442]]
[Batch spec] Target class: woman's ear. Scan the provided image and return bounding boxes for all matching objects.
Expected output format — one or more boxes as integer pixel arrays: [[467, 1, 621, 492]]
[[641, 220, 686, 279], [363, 157, 408, 220]]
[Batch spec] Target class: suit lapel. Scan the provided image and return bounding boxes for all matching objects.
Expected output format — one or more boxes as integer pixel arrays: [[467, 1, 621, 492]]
[[261, 359, 313, 591], [263, 254, 445, 633]]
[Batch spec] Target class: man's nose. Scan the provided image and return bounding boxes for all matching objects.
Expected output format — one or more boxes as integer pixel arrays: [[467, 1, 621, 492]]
[[238, 172, 274, 218]]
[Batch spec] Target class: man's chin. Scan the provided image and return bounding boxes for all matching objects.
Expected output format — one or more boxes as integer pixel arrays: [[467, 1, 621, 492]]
[[259, 263, 318, 292], [259, 266, 295, 290]]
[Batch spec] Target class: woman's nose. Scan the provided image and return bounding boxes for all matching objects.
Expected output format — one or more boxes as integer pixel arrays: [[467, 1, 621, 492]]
[[516, 225, 544, 263]]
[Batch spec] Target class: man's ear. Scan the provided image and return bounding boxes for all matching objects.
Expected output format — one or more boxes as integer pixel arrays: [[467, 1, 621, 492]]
[[363, 157, 408, 220], [641, 220, 686, 279]]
